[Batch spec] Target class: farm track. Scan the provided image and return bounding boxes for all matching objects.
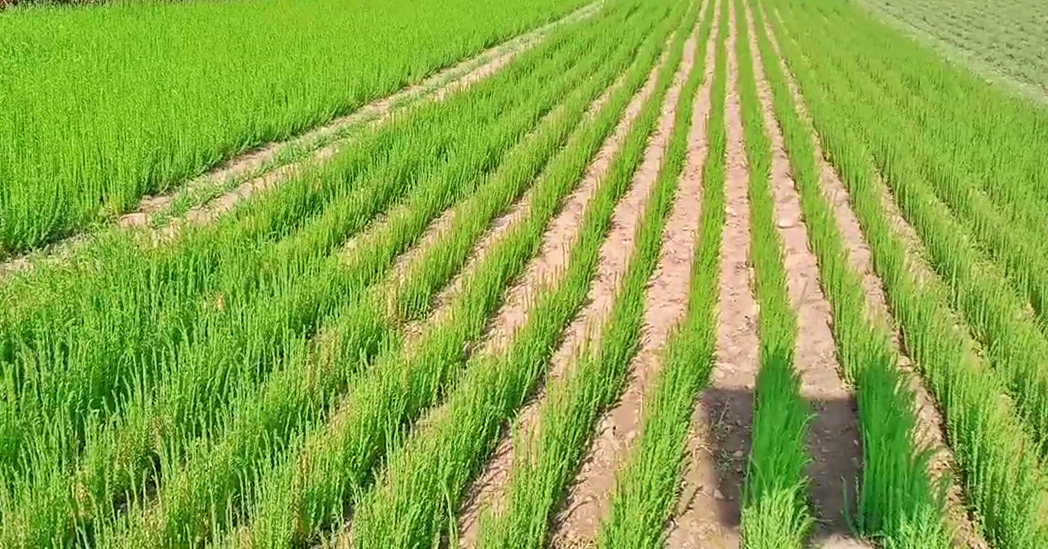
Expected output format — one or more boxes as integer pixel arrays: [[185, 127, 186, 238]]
[[546, 9, 712, 549], [0, 2, 600, 283], [756, 15, 988, 549], [664, 2, 752, 545]]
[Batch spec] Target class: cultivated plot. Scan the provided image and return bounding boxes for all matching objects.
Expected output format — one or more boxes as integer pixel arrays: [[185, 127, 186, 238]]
[[2, 0, 1047, 547]]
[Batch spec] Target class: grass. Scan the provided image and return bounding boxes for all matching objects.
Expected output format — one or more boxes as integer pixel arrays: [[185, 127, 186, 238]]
[[855, 0, 1048, 100], [0, 6, 620, 546], [92, 12, 638, 545], [0, 0, 594, 256], [346, 5, 686, 546], [746, 0, 949, 545], [472, 0, 707, 545], [766, 0, 1048, 545], [193, 5, 692, 548], [801, 1, 1048, 465], [5, 0, 1048, 546], [594, 0, 723, 545]]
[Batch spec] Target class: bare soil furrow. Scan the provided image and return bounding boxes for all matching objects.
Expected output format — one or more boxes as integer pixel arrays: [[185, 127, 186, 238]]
[[743, 4, 863, 541], [0, 4, 599, 282], [665, 2, 752, 546], [759, 7, 989, 548], [548, 17, 713, 549], [455, 40, 674, 549]]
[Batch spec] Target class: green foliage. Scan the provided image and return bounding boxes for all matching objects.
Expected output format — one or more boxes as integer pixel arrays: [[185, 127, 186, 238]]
[[766, 0, 1048, 545], [0, 0, 592, 256]]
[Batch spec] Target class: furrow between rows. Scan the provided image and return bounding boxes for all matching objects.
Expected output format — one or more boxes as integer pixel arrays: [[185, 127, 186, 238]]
[[454, 20, 678, 548], [548, 4, 713, 546]]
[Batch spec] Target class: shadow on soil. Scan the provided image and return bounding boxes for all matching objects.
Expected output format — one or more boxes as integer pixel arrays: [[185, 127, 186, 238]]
[[699, 387, 863, 539]]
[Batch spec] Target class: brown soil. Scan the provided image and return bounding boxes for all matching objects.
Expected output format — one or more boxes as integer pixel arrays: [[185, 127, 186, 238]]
[[758, 7, 989, 548], [455, 37, 674, 549], [0, 5, 597, 283], [743, 3, 863, 540], [548, 14, 713, 549], [665, 2, 752, 546]]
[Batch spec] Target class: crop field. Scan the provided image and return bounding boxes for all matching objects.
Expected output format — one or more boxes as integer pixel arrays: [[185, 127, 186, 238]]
[[857, 0, 1048, 100], [2, 0, 1048, 547]]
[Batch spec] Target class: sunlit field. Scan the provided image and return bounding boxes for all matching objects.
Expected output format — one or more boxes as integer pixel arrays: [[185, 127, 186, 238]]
[[1, 0, 1047, 547]]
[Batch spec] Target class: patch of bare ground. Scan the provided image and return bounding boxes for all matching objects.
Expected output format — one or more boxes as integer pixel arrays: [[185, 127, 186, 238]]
[[742, 2, 863, 541], [547, 15, 713, 549], [0, 4, 600, 283], [758, 6, 989, 548], [454, 38, 674, 549], [664, 2, 753, 546]]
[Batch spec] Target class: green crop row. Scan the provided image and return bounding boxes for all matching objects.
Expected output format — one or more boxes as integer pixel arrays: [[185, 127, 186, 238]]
[[747, 0, 950, 546], [177, 5, 692, 549], [834, 19, 1048, 338], [93, 7, 653, 547], [593, 0, 723, 545], [0, 6, 624, 546], [0, 23, 604, 472], [0, 26, 589, 482], [473, 0, 706, 546], [345, 4, 688, 546], [731, 0, 811, 545], [793, 0, 1048, 467], [765, 0, 1048, 546], [0, 0, 592, 256]]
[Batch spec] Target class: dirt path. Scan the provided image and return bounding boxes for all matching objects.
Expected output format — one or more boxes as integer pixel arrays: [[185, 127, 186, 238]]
[[546, 12, 714, 549], [455, 35, 677, 549], [758, 6, 989, 548], [0, 3, 600, 283], [741, 3, 863, 542], [664, 1, 754, 546]]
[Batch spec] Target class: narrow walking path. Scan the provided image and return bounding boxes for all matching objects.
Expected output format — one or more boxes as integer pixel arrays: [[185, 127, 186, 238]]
[[665, 2, 752, 546]]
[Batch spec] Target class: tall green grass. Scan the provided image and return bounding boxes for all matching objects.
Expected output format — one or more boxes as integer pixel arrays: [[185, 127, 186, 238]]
[[766, 1, 1048, 545], [187, 8, 691, 549], [346, 5, 687, 546], [91, 11, 647, 546], [595, 0, 724, 545], [0, 7, 623, 546], [746, 1, 949, 545], [789, 0, 1048, 467], [0, 0, 592, 256]]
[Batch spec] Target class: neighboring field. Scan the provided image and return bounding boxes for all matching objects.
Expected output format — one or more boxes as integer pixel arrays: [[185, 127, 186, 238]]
[[0, 0, 590, 256], [2, 0, 1048, 547], [857, 0, 1048, 100]]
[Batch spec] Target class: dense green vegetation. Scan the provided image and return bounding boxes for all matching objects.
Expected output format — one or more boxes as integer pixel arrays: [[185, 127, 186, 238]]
[[0, 0, 590, 256], [857, 0, 1048, 99], [3, 0, 1048, 546]]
